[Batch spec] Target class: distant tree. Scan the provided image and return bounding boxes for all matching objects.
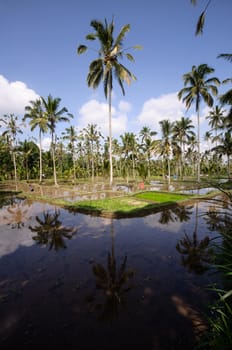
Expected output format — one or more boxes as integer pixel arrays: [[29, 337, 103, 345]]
[[139, 126, 157, 179], [41, 95, 72, 186], [159, 119, 173, 184], [0, 114, 22, 183], [23, 98, 48, 183], [178, 64, 220, 181], [62, 125, 78, 183], [77, 18, 141, 185], [172, 117, 195, 178]]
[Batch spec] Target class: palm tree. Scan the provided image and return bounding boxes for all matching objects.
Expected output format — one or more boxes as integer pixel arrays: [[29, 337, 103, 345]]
[[77, 18, 141, 186], [178, 64, 220, 182], [172, 117, 195, 178], [23, 98, 48, 183], [62, 125, 78, 183], [0, 114, 22, 184], [206, 105, 225, 145], [159, 119, 173, 185], [81, 123, 103, 181], [139, 126, 157, 179], [212, 131, 232, 179], [120, 132, 138, 182], [41, 95, 73, 186]]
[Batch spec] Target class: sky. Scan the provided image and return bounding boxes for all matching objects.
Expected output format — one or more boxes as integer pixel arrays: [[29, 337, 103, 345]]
[[0, 0, 231, 150]]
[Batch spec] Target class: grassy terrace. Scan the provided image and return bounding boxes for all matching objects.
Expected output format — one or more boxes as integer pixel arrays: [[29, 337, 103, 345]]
[[65, 191, 196, 218]]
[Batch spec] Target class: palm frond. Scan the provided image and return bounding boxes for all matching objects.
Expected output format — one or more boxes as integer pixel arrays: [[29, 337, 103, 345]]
[[86, 33, 96, 41], [125, 53, 134, 62], [195, 11, 205, 35], [77, 45, 87, 55], [114, 24, 130, 48], [217, 53, 232, 63]]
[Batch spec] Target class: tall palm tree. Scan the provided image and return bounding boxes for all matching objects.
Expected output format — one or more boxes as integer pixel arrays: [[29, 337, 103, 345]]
[[81, 123, 103, 181], [159, 119, 173, 185], [120, 132, 138, 181], [0, 114, 22, 184], [178, 64, 220, 182], [206, 105, 225, 145], [23, 98, 48, 183], [172, 117, 195, 178], [212, 131, 232, 179], [139, 126, 157, 179], [62, 125, 78, 183], [77, 18, 141, 186], [41, 95, 72, 186]]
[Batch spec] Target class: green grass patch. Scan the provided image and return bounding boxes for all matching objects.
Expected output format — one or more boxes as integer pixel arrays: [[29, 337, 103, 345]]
[[134, 191, 191, 203], [67, 191, 194, 217]]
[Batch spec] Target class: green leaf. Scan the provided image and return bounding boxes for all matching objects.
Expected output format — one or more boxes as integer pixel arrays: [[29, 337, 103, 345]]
[[77, 45, 87, 55], [86, 34, 96, 40], [126, 53, 134, 62], [195, 11, 205, 35], [133, 45, 143, 50]]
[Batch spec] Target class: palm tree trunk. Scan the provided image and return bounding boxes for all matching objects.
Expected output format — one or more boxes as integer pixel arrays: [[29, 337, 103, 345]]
[[197, 110, 200, 182], [51, 132, 58, 187], [39, 130, 43, 184], [108, 82, 113, 186], [12, 150, 17, 183]]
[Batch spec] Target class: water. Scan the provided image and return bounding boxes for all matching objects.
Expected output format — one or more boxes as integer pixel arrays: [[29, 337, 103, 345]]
[[0, 195, 224, 349]]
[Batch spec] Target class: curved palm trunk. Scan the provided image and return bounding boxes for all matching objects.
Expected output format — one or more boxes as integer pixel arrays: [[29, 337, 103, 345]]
[[108, 82, 113, 186]]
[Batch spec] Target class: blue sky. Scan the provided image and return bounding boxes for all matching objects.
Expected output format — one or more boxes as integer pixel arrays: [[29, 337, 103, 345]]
[[0, 0, 231, 149]]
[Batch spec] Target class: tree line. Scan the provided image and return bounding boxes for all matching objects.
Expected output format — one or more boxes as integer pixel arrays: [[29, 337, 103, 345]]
[[0, 17, 231, 186]]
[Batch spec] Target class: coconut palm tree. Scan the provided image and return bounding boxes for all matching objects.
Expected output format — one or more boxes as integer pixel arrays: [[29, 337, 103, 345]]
[[172, 117, 195, 178], [77, 18, 141, 186], [23, 98, 48, 183], [41, 95, 73, 186], [62, 125, 78, 183], [139, 126, 157, 179], [212, 131, 232, 179], [178, 64, 220, 182], [159, 119, 173, 185], [81, 123, 103, 181], [0, 114, 22, 184], [206, 105, 225, 145], [120, 132, 138, 181]]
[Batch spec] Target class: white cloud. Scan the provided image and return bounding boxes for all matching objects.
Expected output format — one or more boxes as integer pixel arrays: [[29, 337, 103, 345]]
[[78, 99, 128, 137], [41, 137, 51, 151], [136, 92, 186, 134], [0, 75, 39, 116]]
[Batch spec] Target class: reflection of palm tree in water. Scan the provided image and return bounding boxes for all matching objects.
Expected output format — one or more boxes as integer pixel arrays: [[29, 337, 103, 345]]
[[4, 198, 30, 229], [92, 219, 135, 321], [158, 205, 193, 224], [29, 209, 76, 250], [176, 202, 213, 274]]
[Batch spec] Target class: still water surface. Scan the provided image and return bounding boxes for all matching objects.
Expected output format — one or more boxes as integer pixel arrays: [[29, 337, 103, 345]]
[[0, 196, 221, 349]]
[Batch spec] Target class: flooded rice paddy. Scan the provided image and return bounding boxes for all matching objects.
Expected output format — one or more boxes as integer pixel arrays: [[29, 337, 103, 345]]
[[0, 184, 225, 349]]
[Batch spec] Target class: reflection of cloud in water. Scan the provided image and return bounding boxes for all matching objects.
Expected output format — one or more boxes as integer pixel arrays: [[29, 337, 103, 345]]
[[79, 216, 112, 238], [0, 226, 34, 258], [143, 216, 183, 233]]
